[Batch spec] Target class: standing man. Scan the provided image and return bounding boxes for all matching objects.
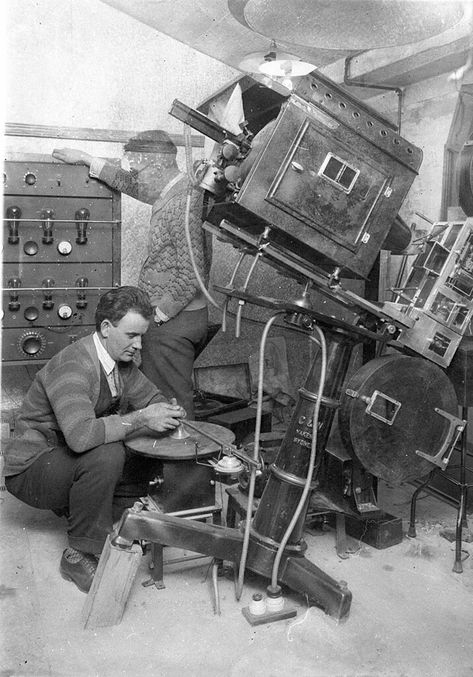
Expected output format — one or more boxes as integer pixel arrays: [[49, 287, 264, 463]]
[[4, 286, 186, 593], [53, 130, 211, 418]]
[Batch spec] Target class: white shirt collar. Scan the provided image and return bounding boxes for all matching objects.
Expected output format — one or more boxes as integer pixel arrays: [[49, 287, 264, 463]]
[[93, 332, 116, 375]]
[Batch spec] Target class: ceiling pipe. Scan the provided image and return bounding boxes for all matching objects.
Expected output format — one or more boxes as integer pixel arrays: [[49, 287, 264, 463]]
[[344, 53, 403, 133]]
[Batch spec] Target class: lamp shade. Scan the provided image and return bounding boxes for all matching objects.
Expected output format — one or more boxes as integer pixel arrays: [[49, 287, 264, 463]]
[[259, 57, 315, 77]]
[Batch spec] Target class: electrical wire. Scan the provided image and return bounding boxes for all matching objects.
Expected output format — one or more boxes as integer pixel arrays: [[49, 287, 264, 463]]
[[234, 311, 287, 601], [183, 123, 199, 186], [270, 325, 327, 589], [184, 187, 222, 310], [211, 559, 221, 615], [182, 121, 223, 311]]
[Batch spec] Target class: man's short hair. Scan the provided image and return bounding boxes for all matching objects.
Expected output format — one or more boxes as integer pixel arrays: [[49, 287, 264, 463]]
[[124, 130, 177, 155], [95, 286, 154, 331]]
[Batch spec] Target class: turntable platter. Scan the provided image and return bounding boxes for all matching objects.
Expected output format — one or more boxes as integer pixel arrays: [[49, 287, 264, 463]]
[[125, 421, 235, 460]]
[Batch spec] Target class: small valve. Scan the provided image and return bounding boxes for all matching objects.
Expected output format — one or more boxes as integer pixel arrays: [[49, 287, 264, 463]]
[[75, 276, 88, 309], [75, 208, 90, 245], [8, 277, 21, 312], [41, 209, 54, 245], [42, 278, 55, 310], [6, 205, 21, 245]]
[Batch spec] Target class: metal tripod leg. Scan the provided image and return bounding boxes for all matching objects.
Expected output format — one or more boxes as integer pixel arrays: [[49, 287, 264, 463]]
[[142, 542, 165, 589], [453, 416, 470, 573], [408, 470, 436, 538], [279, 554, 352, 621], [108, 509, 352, 624]]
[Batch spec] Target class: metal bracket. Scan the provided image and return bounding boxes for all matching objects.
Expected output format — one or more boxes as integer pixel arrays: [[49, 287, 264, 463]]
[[345, 388, 401, 426], [416, 409, 467, 470]]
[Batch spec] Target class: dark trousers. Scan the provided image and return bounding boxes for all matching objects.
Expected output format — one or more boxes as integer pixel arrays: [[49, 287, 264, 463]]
[[140, 306, 208, 419], [6, 443, 160, 556]]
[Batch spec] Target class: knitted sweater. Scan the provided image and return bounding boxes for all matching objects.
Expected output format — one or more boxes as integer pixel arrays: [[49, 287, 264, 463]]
[[97, 164, 211, 319], [98, 162, 156, 204], [4, 334, 165, 476], [138, 174, 211, 318]]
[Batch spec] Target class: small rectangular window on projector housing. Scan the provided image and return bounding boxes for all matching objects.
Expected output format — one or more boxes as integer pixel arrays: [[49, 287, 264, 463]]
[[318, 153, 359, 193]]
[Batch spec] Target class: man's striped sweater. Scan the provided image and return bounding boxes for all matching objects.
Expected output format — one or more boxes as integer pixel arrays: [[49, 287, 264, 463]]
[[4, 334, 166, 477]]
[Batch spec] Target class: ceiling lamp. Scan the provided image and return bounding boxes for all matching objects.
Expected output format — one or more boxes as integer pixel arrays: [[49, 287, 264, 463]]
[[258, 40, 315, 77], [229, 0, 465, 51]]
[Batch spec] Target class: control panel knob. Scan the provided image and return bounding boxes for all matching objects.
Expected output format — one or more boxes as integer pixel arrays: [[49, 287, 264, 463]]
[[24, 306, 40, 322], [24, 172, 37, 186], [24, 240, 39, 256], [18, 331, 46, 357]]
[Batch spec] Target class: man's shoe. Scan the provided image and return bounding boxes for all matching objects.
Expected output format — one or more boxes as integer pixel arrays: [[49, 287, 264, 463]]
[[60, 549, 98, 593]]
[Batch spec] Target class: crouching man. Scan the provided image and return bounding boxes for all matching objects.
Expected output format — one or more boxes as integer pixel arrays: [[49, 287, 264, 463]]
[[4, 286, 185, 593]]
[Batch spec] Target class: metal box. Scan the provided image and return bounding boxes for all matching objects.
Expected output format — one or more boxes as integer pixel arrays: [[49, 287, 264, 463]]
[[148, 458, 217, 514], [207, 71, 422, 279]]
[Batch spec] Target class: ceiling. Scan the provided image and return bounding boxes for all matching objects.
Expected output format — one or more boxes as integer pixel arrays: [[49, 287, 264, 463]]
[[99, 0, 473, 93]]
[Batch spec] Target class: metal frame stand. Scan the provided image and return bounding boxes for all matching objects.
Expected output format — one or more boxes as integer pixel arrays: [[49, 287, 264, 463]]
[[408, 405, 472, 572], [139, 499, 223, 590], [101, 325, 361, 625]]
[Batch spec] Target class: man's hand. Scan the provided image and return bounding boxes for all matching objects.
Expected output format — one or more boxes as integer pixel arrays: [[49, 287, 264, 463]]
[[53, 148, 93, 166], [142, 401, 186, 432]]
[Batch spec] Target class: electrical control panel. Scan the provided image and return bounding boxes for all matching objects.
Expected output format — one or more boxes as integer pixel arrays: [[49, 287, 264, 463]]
[[2, 158, 121, 364]]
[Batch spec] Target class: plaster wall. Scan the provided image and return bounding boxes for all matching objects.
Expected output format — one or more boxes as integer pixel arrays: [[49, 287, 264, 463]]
[[364, 72, 460, 310], [367, 72, 459, 229], [4, 0, 238, 132], [3, 0, 238, 281]]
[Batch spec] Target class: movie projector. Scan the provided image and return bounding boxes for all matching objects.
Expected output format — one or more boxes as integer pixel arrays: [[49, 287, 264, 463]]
[[97, 72, 471, 626]]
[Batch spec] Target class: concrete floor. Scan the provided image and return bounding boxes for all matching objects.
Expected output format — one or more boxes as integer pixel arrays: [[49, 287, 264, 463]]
[[1, 478, 473, 677]]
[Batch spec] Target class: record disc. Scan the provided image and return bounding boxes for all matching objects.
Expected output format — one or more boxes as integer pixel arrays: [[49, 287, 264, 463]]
[[126, 421, 235, 460]]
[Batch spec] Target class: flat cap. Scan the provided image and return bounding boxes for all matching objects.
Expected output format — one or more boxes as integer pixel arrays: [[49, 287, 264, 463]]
[[124, 130, 177, 154]]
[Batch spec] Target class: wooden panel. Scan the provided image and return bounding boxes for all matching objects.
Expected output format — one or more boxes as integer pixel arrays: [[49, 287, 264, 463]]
[[5, 122, 205, 147]]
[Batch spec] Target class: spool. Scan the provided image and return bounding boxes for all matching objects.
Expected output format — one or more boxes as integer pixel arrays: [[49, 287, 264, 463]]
[[248, 592, 266, 616], [266, 585, 284, 612], [213, 455, 244, 474], [169, 423, 191, 440]]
